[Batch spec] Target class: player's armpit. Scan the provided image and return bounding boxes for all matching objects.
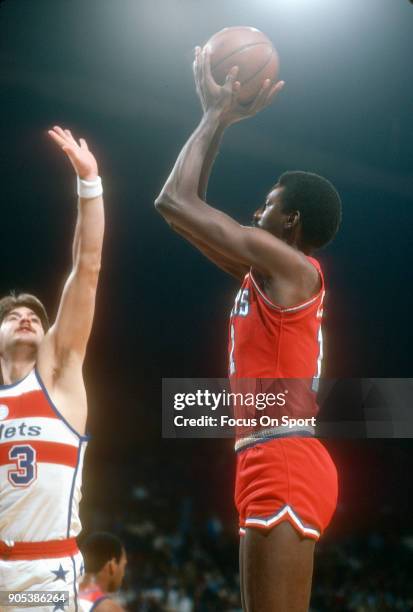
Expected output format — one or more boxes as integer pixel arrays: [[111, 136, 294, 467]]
[[171, 223, 248, 280], [157, 193, 310, 281]]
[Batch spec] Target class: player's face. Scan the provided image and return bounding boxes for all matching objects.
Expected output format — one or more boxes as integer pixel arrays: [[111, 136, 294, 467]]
[[253, 185, 287, 238], [109, 549, 127, 591], [0, 307, 44, 354]]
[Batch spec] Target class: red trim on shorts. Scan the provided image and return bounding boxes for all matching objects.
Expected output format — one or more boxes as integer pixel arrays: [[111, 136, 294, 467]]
[[0, 537, 79, 560]]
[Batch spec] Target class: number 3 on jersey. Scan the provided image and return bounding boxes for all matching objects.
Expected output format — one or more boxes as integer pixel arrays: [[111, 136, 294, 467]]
[[229, 289, 250, 375], [8, 445, 37, 487]]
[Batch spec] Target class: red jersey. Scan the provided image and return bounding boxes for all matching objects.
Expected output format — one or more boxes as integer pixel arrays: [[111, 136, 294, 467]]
[[228, 258, 325, 449], [229, 257, 324, 378]]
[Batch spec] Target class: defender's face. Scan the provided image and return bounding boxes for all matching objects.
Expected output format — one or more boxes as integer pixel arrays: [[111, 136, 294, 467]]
[[253, 185, 286, 238], [0, 307, 44, 354]]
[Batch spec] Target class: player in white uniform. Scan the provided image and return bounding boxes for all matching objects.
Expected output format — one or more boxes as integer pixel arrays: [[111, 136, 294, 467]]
[[0, 126, 104, 611]]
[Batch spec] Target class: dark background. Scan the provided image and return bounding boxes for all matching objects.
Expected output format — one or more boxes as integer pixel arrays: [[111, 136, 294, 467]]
[[1, 0, 413, 602]]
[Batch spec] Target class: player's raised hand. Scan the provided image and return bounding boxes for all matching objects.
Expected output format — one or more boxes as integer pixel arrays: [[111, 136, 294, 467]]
[[224, 78, 285, 125], [193, 46, 241, 117], [193, 46, 284, 126], [48, 126, 98, 180]]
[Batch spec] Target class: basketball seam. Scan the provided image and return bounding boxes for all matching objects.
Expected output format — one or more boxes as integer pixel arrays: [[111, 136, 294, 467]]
[[211, 42, 272, 71]]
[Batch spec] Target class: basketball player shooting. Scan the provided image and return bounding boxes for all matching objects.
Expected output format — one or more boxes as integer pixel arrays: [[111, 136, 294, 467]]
[[0, 127, 104, 611], [155, 46, 341, 611]]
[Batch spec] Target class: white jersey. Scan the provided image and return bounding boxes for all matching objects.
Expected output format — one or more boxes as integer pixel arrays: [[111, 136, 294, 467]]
[[0, 369, 88, 542]]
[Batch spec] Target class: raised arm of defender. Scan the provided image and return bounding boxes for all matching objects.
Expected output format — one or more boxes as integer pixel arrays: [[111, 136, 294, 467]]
[[37, 127, 104, 432], [154, 48, 311, 282]]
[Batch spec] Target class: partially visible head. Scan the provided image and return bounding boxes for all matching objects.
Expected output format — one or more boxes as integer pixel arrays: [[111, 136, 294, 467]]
[[81, 532, 127, 592], [0, 293, 49, 357], [253, 171, 342, 252]]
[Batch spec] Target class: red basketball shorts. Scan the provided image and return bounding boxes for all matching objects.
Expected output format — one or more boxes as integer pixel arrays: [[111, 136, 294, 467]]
[[235, 437, 338, 540]]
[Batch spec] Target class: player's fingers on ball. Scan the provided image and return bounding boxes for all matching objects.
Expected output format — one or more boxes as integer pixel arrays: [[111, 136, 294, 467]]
[[202, 46, 215, 85], [272, 80, 285, 97], [193, 55, 201, 81], [227, 65, 239, 81], [224, 67, 239, 94], [259, 78, 271, 96], [257, 79, 271, 98], [250, 80, 271, 111], [267, 81, 285, 104], [199, 49, 207, 83]]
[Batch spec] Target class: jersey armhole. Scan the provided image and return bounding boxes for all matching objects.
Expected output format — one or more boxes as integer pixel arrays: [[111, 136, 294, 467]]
[[34, 369, 90, 441], [249, 267, 324, 314]]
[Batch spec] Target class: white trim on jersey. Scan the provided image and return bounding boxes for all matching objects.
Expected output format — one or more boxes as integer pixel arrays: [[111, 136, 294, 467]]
[[0, 370, 40, 398], [250, 272, 322, 313]]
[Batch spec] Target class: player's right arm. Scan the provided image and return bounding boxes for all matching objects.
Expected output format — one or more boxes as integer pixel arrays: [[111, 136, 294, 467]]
[[154, 49, 311, 291], [170, 222, 248, 279], [162, 49, 248, 280]]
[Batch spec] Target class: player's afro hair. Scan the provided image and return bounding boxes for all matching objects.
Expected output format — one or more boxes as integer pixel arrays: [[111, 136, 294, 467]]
[[81, 532, 124, 573], [278, 171, 342, 250], [0, 292, 49, 332]]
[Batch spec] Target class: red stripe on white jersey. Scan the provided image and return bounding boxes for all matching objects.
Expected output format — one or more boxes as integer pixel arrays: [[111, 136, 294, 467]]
[[0, 390, 58, 420], [0, 440, 78, 468]]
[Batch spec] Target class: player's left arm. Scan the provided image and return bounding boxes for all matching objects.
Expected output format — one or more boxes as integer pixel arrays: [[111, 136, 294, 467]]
[[40, 127, 104, 372]]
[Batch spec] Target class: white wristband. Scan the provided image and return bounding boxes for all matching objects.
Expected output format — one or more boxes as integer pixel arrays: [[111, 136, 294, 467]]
[[77, 175, 103, 199]]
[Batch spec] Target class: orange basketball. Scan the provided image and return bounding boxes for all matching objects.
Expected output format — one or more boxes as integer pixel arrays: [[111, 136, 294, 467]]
[[204, 26, 279, 105]]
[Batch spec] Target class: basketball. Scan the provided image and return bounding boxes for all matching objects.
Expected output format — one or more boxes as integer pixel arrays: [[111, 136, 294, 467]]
[[204, 26, 279, 105]]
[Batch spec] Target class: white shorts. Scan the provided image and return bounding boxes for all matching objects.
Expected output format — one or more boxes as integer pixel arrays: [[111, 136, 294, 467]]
[[0, 551, 84, 612]]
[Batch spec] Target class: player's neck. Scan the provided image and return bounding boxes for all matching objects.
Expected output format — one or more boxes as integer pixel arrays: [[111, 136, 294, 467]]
[[283, 225, 310, 254], [81, 573, 109, 593], [0, 355, 35, 385], [80, 574, 96, 588]]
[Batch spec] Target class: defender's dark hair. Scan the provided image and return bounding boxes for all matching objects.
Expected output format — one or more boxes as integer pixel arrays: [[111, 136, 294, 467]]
[[81, 533, 124, 573], [0, 293, 49, 332], [278, 171, 342, 250]]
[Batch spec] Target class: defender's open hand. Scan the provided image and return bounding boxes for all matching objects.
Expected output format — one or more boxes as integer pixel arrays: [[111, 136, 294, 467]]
[[48, 126, 98, 180]]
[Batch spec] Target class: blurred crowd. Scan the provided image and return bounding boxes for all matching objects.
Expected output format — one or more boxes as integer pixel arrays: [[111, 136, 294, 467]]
[[81, 451, 413, 612]]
